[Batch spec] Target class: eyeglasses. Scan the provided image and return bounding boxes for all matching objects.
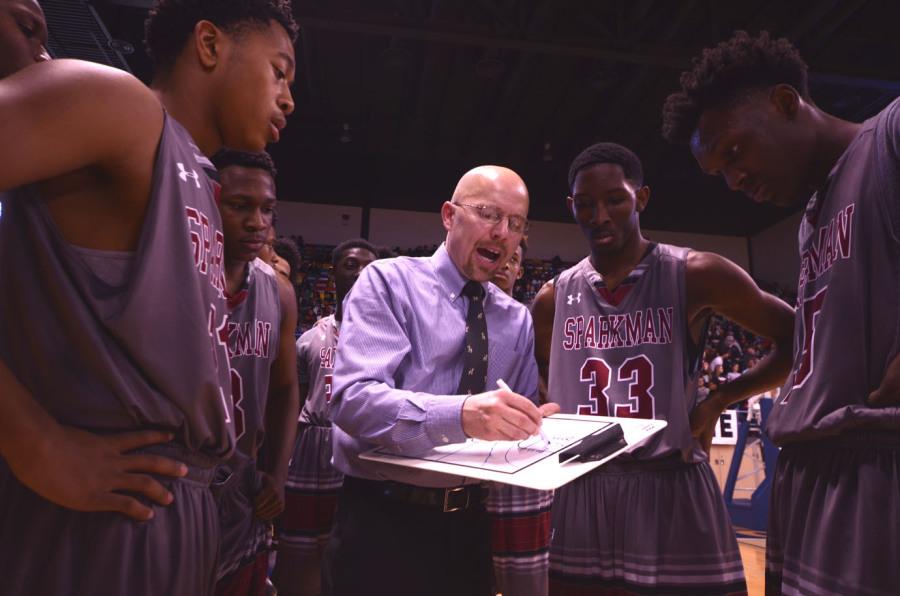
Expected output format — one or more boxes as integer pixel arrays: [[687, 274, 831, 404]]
[[452, 202, 529, 234]]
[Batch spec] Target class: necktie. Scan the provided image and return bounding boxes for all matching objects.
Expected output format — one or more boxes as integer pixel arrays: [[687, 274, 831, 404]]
[[457, 280, 488, 395]]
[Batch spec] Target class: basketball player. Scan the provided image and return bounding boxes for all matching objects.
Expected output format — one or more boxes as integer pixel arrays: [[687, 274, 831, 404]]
[[211, 149, 299, 594], [663, 30, 900, 595], [488, 235, 555, 596], [0, 1, 297, 594], [0, 0, 49, 78], [491, 237, 526, 297], [532, 142, 794, 594], [273, 238, 378, 596]]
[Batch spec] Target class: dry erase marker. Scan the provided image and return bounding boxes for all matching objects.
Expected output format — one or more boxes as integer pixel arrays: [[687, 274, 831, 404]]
[[496, 378, 550, 446]]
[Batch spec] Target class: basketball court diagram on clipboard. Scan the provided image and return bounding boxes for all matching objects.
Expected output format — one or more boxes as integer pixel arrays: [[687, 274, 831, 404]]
[[361, 414, 668, 490]]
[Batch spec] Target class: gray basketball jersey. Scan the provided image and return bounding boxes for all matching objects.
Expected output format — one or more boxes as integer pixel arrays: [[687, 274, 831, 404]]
[[767, 98, 900, 444], [297, 315, 339, 427], [0, 113, 234, 457], [227, 258, 282, 455], [548, 244, 705, 462]]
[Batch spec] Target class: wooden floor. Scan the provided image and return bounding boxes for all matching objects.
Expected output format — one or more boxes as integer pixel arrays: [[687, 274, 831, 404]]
[[739, 542, 766, 596]]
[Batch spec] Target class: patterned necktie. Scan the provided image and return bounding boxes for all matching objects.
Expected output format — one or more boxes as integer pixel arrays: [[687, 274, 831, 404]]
[[457, 280, 489, 395]]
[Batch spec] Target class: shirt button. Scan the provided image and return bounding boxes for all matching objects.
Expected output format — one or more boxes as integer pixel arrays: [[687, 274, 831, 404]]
[[450, 293, 456, 299], [441, 435, 449, 443]]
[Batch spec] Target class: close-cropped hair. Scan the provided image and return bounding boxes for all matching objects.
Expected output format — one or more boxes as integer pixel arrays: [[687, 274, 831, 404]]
[[211, 148, 278, 180], [332, 238, 378, 267], [145, 0, 299, 70], [568, 142, 645, 192], [661, 30, 809, 144]]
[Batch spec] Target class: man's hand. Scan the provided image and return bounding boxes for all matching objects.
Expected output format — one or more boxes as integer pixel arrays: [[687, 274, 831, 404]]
[[6, 426, 188, 521], [868, 353, 900, 407], [462, 389, 556, 441], [690, 394, 726, 455], [254, 471, 285, 521]]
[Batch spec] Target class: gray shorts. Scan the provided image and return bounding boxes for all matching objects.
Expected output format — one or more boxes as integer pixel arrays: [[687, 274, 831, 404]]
[[550, 456, 745, 595], [0, 445, 220, 596], [767, 433, 900, 596]]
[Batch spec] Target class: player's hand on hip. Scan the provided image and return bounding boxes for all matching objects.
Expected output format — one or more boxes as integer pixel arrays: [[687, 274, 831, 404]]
[[254, 471, 285, 520], [868, 353, 900, 407], [462, 388, 543, 441], [8, 425, 187, 521]]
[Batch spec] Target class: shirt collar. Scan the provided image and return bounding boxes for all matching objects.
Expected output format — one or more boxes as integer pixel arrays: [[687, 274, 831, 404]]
[[430, 243, 488, 303]]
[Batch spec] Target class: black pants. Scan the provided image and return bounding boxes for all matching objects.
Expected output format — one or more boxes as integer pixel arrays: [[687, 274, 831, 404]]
[[322, 479, 492, 596]]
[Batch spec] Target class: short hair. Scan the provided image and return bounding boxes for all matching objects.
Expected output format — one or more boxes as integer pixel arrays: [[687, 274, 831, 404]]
[[211, 148, 278, 179], [145, 0, 299, 70], [273, 236, 301, 275], [568, 142, 644, 192], [661, 31, 809, 144], [332, 238, 377, 267]]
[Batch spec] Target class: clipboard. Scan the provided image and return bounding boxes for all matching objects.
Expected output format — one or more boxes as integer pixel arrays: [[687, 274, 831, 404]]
[[360, 414, 667, 491]]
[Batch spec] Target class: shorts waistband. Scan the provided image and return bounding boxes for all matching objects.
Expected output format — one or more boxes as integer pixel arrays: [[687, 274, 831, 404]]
[[781, 430, 900, 451], [590, 453, 696, 474], [134, 443, 219, 485]]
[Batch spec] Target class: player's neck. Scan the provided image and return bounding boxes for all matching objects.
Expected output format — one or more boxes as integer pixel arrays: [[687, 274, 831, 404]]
[[151, 70, 221, 157], [808, 109, 862, 192], [224, 258, 249, 296], [336, 293, 346, 322], [589, 233, 651, 290]]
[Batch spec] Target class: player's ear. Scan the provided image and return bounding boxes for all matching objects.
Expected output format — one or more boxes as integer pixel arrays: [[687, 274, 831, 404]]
[[635, 186, 650, 213], [566, 196, 576, 220], [516, 267, 525, 280], [441, 201, 455, 232], [194, 20, 222, 69], [770, 84, 801, 120]]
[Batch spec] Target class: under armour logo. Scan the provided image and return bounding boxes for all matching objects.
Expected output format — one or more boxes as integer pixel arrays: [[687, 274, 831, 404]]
[[567, 292, 582, 305], [177, 162, 201, 188]]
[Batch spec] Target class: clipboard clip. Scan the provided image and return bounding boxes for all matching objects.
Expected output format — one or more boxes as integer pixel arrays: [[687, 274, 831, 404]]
[[558, 423, 627, 464]]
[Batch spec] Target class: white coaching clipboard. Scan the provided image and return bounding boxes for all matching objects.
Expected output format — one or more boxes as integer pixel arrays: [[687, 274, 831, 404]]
[[359, 414, 667, 491]]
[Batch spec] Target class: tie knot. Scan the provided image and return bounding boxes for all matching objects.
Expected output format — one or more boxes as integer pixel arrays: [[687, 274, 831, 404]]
[[462, 280, 485, 300]]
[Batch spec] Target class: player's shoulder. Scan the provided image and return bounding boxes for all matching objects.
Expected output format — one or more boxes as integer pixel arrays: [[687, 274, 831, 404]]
[[655, 242, 691, 263], [297, 316, 332, 347], [33, 59, 160, 120]]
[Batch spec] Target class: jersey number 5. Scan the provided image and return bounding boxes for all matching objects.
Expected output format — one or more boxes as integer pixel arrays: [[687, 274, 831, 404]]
[[577, 355, 656, 419]]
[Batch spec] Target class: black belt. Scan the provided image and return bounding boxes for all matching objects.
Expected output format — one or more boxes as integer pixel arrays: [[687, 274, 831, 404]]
[[343, 476, 486, 513]]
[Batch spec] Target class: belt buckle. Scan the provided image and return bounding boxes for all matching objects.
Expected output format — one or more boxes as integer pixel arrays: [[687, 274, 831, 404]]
[[443, 486, 469, 513]]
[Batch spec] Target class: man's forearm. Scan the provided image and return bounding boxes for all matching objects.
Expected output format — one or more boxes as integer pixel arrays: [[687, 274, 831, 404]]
[[0, 359, 56, 465], [262, 384, 299, 484]]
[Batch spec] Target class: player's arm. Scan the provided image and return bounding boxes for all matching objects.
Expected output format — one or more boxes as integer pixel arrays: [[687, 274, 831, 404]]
[[531, 280, 556, 404], [256, 276, 300, 520], [867, 102, 900, 408], [686, 251, 795, 451], [0, 59, 162, 195]]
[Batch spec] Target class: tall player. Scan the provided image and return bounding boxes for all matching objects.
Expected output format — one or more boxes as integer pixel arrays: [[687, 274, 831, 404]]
[[274, 238, 378, 596], [0, 1, 297, 594], [663, 30, 900, 595], [488, 235, 555, 596], [211, 149, 299, 594], [532, 143, 794, 595]]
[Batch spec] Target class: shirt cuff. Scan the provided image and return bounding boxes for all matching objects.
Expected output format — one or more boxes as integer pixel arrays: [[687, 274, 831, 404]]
[[423, 394, 469, 446]]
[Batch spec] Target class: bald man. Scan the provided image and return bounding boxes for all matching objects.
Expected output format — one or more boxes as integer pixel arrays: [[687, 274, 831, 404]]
[[323, 166, 559, 596]]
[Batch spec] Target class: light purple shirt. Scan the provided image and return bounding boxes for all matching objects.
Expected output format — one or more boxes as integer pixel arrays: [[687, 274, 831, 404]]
[[330, 243, 539, 487]]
